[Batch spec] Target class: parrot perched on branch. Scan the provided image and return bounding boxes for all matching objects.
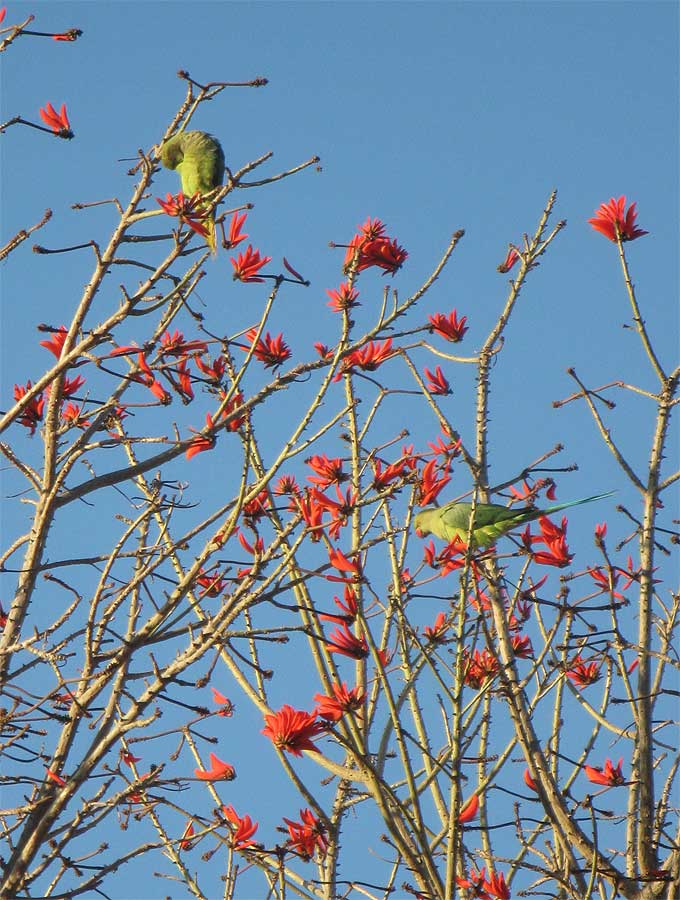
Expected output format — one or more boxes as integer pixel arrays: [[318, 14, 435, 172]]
[[161, 130, 225, 253], [414, 491, 615, 548]]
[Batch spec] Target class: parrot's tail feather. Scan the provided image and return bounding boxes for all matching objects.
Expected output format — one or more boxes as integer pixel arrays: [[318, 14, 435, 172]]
[[544, 490, 616, 515]]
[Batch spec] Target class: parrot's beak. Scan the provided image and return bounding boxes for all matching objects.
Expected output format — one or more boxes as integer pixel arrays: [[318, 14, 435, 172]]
[[415, 528, 423, 538]]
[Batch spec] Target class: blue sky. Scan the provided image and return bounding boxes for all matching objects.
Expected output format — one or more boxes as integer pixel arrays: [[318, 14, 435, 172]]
[[1, 2, 678, 898]]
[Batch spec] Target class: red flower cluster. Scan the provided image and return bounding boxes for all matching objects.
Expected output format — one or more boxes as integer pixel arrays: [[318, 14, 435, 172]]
[[463, 648, 500, 689], [588, 196, 648, 242], [428, 309, 468, 342], [13, 381, 45, 435], [314, 681, 365, 722], [418, 459, 451, 506], [222, 804, 259, 848], [194, 752, 235, 781], [424, 365, 451, 395], [39, 101, 73, 138], [326, 281, 360, 312], [244, 328, 291, 369], [157, 192, 210, 239], [522, 515, 573, 568], [283, 808, 328, 861], [566, 654, 601, 688], [342, 218, 407, 276], [261, 704, 324, 756], [334, 338, 397, 380], [306, 454, 347, 489], [231, 245, 271, 282], [583, 757, 626, 787], [423, 611, 449, 644], [456, 867, 510, 900], [497, 248, 519, 273]]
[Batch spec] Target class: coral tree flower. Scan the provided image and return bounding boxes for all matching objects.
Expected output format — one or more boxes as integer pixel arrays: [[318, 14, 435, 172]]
[[283, 808, 328, 861], [424, 365, 451, 395], [211, 688, 234, 717], [314, 682, 365, 722], [326, 282, 360, 312], [230, 245, 272, 282], [261, 704, 324, 756], [566, 654, 601, 688], [226, 211, 248, 248], [222, 804, 259, 848], [194, 752, 236, 781], [244, 328, 291, 369], [458, 793, 480, 823], [39, 325, 68, 358], [497, 248, 519, 273], [14, 381, 45, 435], [428, 310, 468, 342], [584, 757, 626, 787], [456, 867, 510, 900], [39, 102, 73, 138], [423, 612, 449, 644], [588, 196, 648, 242], [156, 192, 209, 238]]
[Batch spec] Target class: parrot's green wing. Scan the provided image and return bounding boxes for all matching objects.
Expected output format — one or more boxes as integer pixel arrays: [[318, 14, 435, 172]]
[[415, 491, 614, 548], [161, 131, 225, 252]]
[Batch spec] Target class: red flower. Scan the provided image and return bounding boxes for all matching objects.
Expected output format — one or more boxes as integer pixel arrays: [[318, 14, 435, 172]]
[[371, 457, 409, 491], [58, 374, 86, 398], [566, 654, 601, 688], [211, 688, 234, 717], [583, 757, 625, 787], [133, 352, 171, 404], [218, 389, 247, 431], [194, 353, 226, 383], [423, 538, 467, 575], [587, 566, 626, 600], [359, 217, 386, 239], [39, 325, 68, 358], [61, 401, 91, 429], [529, 515, 573, 568], [306, 454, 347, 489], [318, 586, 358, 626], [226, 211, 248, 248], [13, 381, 45, 435], [196, 567, 226, 597], [194, 752, 236, 781], [456, 867, 510, 900], [120, 749, 141, 766], [244, 328, 291, 369], [314, 342, 334, 359], [0, 8, 6, 24], [588, 196, 648, 242], [595, 521, 607, 540], [261, 705, 324, 756], [458, 793, 480, 824], [314, 681, 365, 722], [524, 768, 538, 792], [283, 808, 328, 861], [327, 547, 361, 580], [39, 102, 73, 138], [156, 192, 209, 238], [423, 612, 449, 644], [45, 767, 67, 787], [179, 821, 195, 851], [510, 634, 533, 659], [423, 365, 451, 395], [463, 648, 499, 689], [295, 489, 326, 540], [186, 414, 216, 460], [497, 248, 519, 273], [428, 310, 468, 342], [359, 236, 408, 275], [231, 245, 272, 282], [326, 624, 369, 660], [222, 804, 259, 849], [160, 329, 208, 357], [418, 459, 451, 506], [334, 338, 397, 380], [52, 29, 82, 41], [309, 485, 356, 539], [326, 282, 360, 312]]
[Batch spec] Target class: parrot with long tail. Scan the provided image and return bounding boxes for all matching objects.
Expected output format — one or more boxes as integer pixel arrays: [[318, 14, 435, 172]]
[[161, 130, 225, 253], [414, 491, 614, 548]]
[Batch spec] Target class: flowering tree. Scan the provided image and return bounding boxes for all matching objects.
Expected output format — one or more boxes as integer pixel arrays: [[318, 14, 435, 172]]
[[1, 11, 678, 900]]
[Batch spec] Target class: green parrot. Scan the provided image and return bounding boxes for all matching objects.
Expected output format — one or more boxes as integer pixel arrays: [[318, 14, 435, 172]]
[[414, 491, 614, 548], [161, 130, 225, 253]]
